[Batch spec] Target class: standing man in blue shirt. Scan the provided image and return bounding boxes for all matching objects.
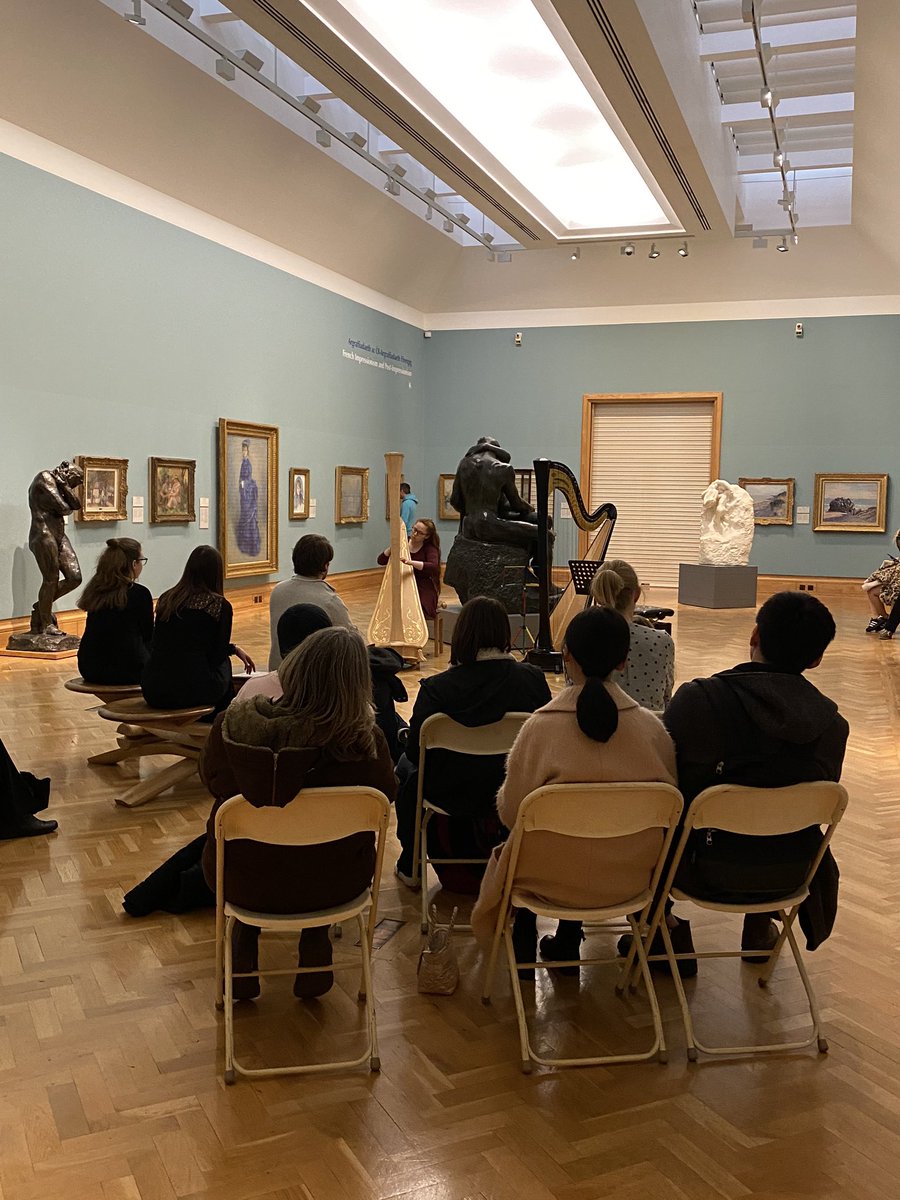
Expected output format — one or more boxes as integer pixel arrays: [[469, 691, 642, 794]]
[[399, 482, 418, 535]]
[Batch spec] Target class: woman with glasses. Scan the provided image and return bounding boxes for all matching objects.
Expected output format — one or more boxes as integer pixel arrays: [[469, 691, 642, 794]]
[[377, 517, 441, 618], [77, 537, 153, 684]]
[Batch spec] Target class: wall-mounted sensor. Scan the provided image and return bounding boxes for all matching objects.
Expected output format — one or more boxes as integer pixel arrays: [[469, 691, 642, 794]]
[[514, 332, 523, 346], [795, 322, 804, 338], [424, 330, 432, 338]]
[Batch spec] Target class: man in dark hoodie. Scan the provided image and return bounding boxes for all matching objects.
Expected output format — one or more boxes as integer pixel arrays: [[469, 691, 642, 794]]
[[664, 590, 849, 954]]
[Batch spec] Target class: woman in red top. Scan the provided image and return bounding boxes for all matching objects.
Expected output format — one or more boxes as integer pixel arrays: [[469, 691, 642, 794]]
[[378, 518, 441, 618]]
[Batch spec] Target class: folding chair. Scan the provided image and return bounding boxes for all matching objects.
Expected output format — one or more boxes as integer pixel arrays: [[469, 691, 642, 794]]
[[480, 782, 684, 1072], [411, 712, 531, 934], [214, 785, 390, 1082], [635, 781, 848, 1060]]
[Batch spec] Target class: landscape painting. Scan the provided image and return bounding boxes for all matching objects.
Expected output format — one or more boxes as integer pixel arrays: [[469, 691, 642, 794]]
[[814, 473, 887, 533], [739, 477, 794, 526]]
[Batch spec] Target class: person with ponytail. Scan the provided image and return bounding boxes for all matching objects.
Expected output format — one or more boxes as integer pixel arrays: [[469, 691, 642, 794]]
[[471, 606, 676, 975], [77, 537, 153, 683], [590, 559, 674, 711]]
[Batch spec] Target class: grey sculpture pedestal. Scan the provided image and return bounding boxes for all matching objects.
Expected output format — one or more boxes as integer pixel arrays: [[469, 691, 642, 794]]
[[678, 563, 758, 609]]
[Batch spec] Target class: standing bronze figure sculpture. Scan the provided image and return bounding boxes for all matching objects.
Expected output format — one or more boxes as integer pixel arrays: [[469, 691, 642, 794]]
[[7, 461, 84, 654]]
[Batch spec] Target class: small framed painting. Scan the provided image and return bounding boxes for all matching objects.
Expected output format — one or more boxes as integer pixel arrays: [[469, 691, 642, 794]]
[[438, 474, 458, 520], [75, 456, 128, 522], [217, 418, 279, 578], [289, 468, 310, 520], [739, 477, 795, 526], [149, 457, 195, 523], [814, 473, 888, 532], [336, 466, 369, 524]]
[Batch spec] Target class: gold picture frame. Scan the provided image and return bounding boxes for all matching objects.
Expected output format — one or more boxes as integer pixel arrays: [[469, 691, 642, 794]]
[[149, 457, 196, 524], [217, 418, 279, 578], [813, 472, 888, 532], [289, 468, 310, 520], [739, 477, 795, 526], [75, 456, 128, 522], [438, 473, 458, 520], [336, 466, 369, 524]]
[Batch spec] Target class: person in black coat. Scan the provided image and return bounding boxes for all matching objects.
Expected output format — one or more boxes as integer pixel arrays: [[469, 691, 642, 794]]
[[0, 735, 55, 839], [394, 596, 551, 887], [77, 537, 153, 684], [664, 591, 849, 953]]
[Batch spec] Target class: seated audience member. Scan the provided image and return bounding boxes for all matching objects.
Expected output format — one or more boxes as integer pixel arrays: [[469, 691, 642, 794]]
[[77, 537, 153, 684], [663, 590, 849, 956], [0, 735, 55, 840], [590, 559, 674, 710], [269, 535, 353, 669], [238, 604, 332, 702], [142, 546, 254, 713], [861, 529, 900, 632], [394, 596, 551, 888], [471, 606, 676, 976], [378, 518, 441, 619], [200, 627, 397, 998]]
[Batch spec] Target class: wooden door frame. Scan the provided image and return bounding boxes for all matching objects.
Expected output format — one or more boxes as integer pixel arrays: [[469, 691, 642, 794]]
[[579, 391, 723, 553]]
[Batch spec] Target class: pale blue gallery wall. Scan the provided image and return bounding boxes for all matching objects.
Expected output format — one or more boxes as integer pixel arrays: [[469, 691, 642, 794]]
[[0, 153, 422, 620], [422, 319, 900, 579]]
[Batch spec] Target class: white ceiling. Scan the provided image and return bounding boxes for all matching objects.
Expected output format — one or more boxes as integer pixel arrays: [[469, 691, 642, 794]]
[[0, 0, 897, 323]]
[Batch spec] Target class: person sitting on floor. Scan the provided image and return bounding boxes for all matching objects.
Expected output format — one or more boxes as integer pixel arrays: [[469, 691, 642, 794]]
[[0, 734, 55, 840], [268, 535, 354, 669], [663, 590, 849, 958], [394, 595, 551, 890], [141, 546, 254, 714], [200, 626, 397, 999], [590, 558, 674, 711], [470, 606, 677, 976], [77, 537, 153, 684]]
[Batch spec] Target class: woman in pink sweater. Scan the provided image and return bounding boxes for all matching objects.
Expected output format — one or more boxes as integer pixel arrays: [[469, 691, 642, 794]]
[[471, 606, 677, 976]]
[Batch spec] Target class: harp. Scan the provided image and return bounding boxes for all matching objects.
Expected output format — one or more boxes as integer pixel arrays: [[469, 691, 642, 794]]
[[367, 452, 428, 659], [526, 458, 617, 672]]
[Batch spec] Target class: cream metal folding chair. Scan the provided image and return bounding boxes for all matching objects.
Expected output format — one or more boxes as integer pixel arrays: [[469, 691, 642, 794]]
[[480, 782, 684, 1072], [635, 781, 848, 1060], [214, 785, 390, 1082], [412, 712, 531, 935]]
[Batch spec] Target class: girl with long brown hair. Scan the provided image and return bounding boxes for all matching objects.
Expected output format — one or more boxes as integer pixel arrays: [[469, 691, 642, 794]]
[[77, 537, 153, 683], [377, 516, 441, 617]]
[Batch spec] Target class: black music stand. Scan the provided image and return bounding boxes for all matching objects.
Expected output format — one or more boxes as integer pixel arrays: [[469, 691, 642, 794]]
[[568, 559, 600, 597], [503, 564, 538, 657]]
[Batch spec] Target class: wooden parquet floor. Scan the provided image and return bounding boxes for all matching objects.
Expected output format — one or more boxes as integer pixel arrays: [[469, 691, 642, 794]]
[[0, 585, 897, 1200]]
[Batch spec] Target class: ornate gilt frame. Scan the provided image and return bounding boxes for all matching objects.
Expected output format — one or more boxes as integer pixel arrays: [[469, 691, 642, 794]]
[[335, 466, 369, 524], [739, 476, 795, 526], [289, 468, 310, 520], [149, 456, 196, 524], [74, 455, 129, 522], [813, 472, 888, 533], [217, 418, 279, 578]]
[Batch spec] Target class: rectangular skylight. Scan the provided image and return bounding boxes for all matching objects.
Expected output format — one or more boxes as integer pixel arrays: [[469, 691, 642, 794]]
[[311, 0, 674, 235]]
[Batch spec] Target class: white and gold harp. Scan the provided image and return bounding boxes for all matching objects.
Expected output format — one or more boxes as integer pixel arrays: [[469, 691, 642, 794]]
[[367, 452, 428, 659]]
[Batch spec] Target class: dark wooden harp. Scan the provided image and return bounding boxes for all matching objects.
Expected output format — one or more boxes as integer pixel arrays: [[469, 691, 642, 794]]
[[526, 458, 617, 671]]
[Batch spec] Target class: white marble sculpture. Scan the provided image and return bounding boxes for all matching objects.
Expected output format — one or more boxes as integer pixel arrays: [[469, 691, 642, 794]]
[[699, 479, 755, 566]]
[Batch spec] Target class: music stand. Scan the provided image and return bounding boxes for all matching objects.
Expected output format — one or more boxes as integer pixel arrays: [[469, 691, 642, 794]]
[[568, 559, 601, 597], [503, 564, 538, 657]]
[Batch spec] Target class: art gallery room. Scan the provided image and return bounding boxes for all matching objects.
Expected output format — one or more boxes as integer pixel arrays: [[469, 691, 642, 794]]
[[1, 0, 899, 1196]]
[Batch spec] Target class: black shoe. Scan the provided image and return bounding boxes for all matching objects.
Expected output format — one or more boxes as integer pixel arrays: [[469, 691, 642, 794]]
[[741, 914, 779, 963], [294, 926, 334, 998], [539, 929, 583, 977], [617, 919, 698, 979], [512, 914, 537, 981], [231, 922, 261, 1001], [866, 617, 888, 633], [0, 814, 58, 841]]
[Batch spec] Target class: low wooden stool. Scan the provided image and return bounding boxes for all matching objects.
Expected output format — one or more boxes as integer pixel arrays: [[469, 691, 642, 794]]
[[95, 697, 214, 808], [65, 678, 148, 765]]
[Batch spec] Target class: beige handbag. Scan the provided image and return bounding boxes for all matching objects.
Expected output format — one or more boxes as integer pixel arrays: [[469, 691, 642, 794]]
[[417, 905, 459, 995]]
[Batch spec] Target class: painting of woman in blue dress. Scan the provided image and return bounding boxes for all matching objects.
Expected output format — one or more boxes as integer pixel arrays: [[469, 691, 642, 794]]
[[235, 439, 261, 556]]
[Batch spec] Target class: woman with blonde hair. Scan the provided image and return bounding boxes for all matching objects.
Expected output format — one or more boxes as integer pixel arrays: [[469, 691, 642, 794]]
[[197, 626, 397, 999], [590, 559, 674, 711], [378, 517, 441, 617], [77, 537, 153, 683]]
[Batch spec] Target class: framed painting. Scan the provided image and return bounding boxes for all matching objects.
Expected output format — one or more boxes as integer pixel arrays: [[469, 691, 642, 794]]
[[75, 456, 128, 522], [289, 468, 310, 520], [814, 473, 888, 532], [438, 473, 458, 520], [336, 466, 369, 524], [217, 418, 279, 578], [149, 457, 195, 524], [739, 477, 795, 526]]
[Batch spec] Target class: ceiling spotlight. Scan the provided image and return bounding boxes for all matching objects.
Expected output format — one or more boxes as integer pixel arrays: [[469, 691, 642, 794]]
[[678, 241, 689, 257], [752, 236, 768, 249], [241, 50, 264, 72], [570, 246, 581, 261], [483, 232, 494, 245], [773, 150, 784, 169], [648, 243, 660, 259], [423, 187, 437, 202], [497, 252, 512, 263], [487, 251, 496, 262], [384, 178, 401, 196], [792, 233, 799, 246], [777, 236, 789, 252], [315, 128, 331, 148], [215, 57, 235, 80], [392, 164, 407, 179], [442, 218, 454, 233], [347, 131, 367, 149], [124, 1, 146, 24], [166, 0, 193, 17], [760, 87, 775, 109], [425, 204, 433, 220], [455, 213, 471, 226], [300, 95, 321, 114], [620, 243, 635, 257]]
